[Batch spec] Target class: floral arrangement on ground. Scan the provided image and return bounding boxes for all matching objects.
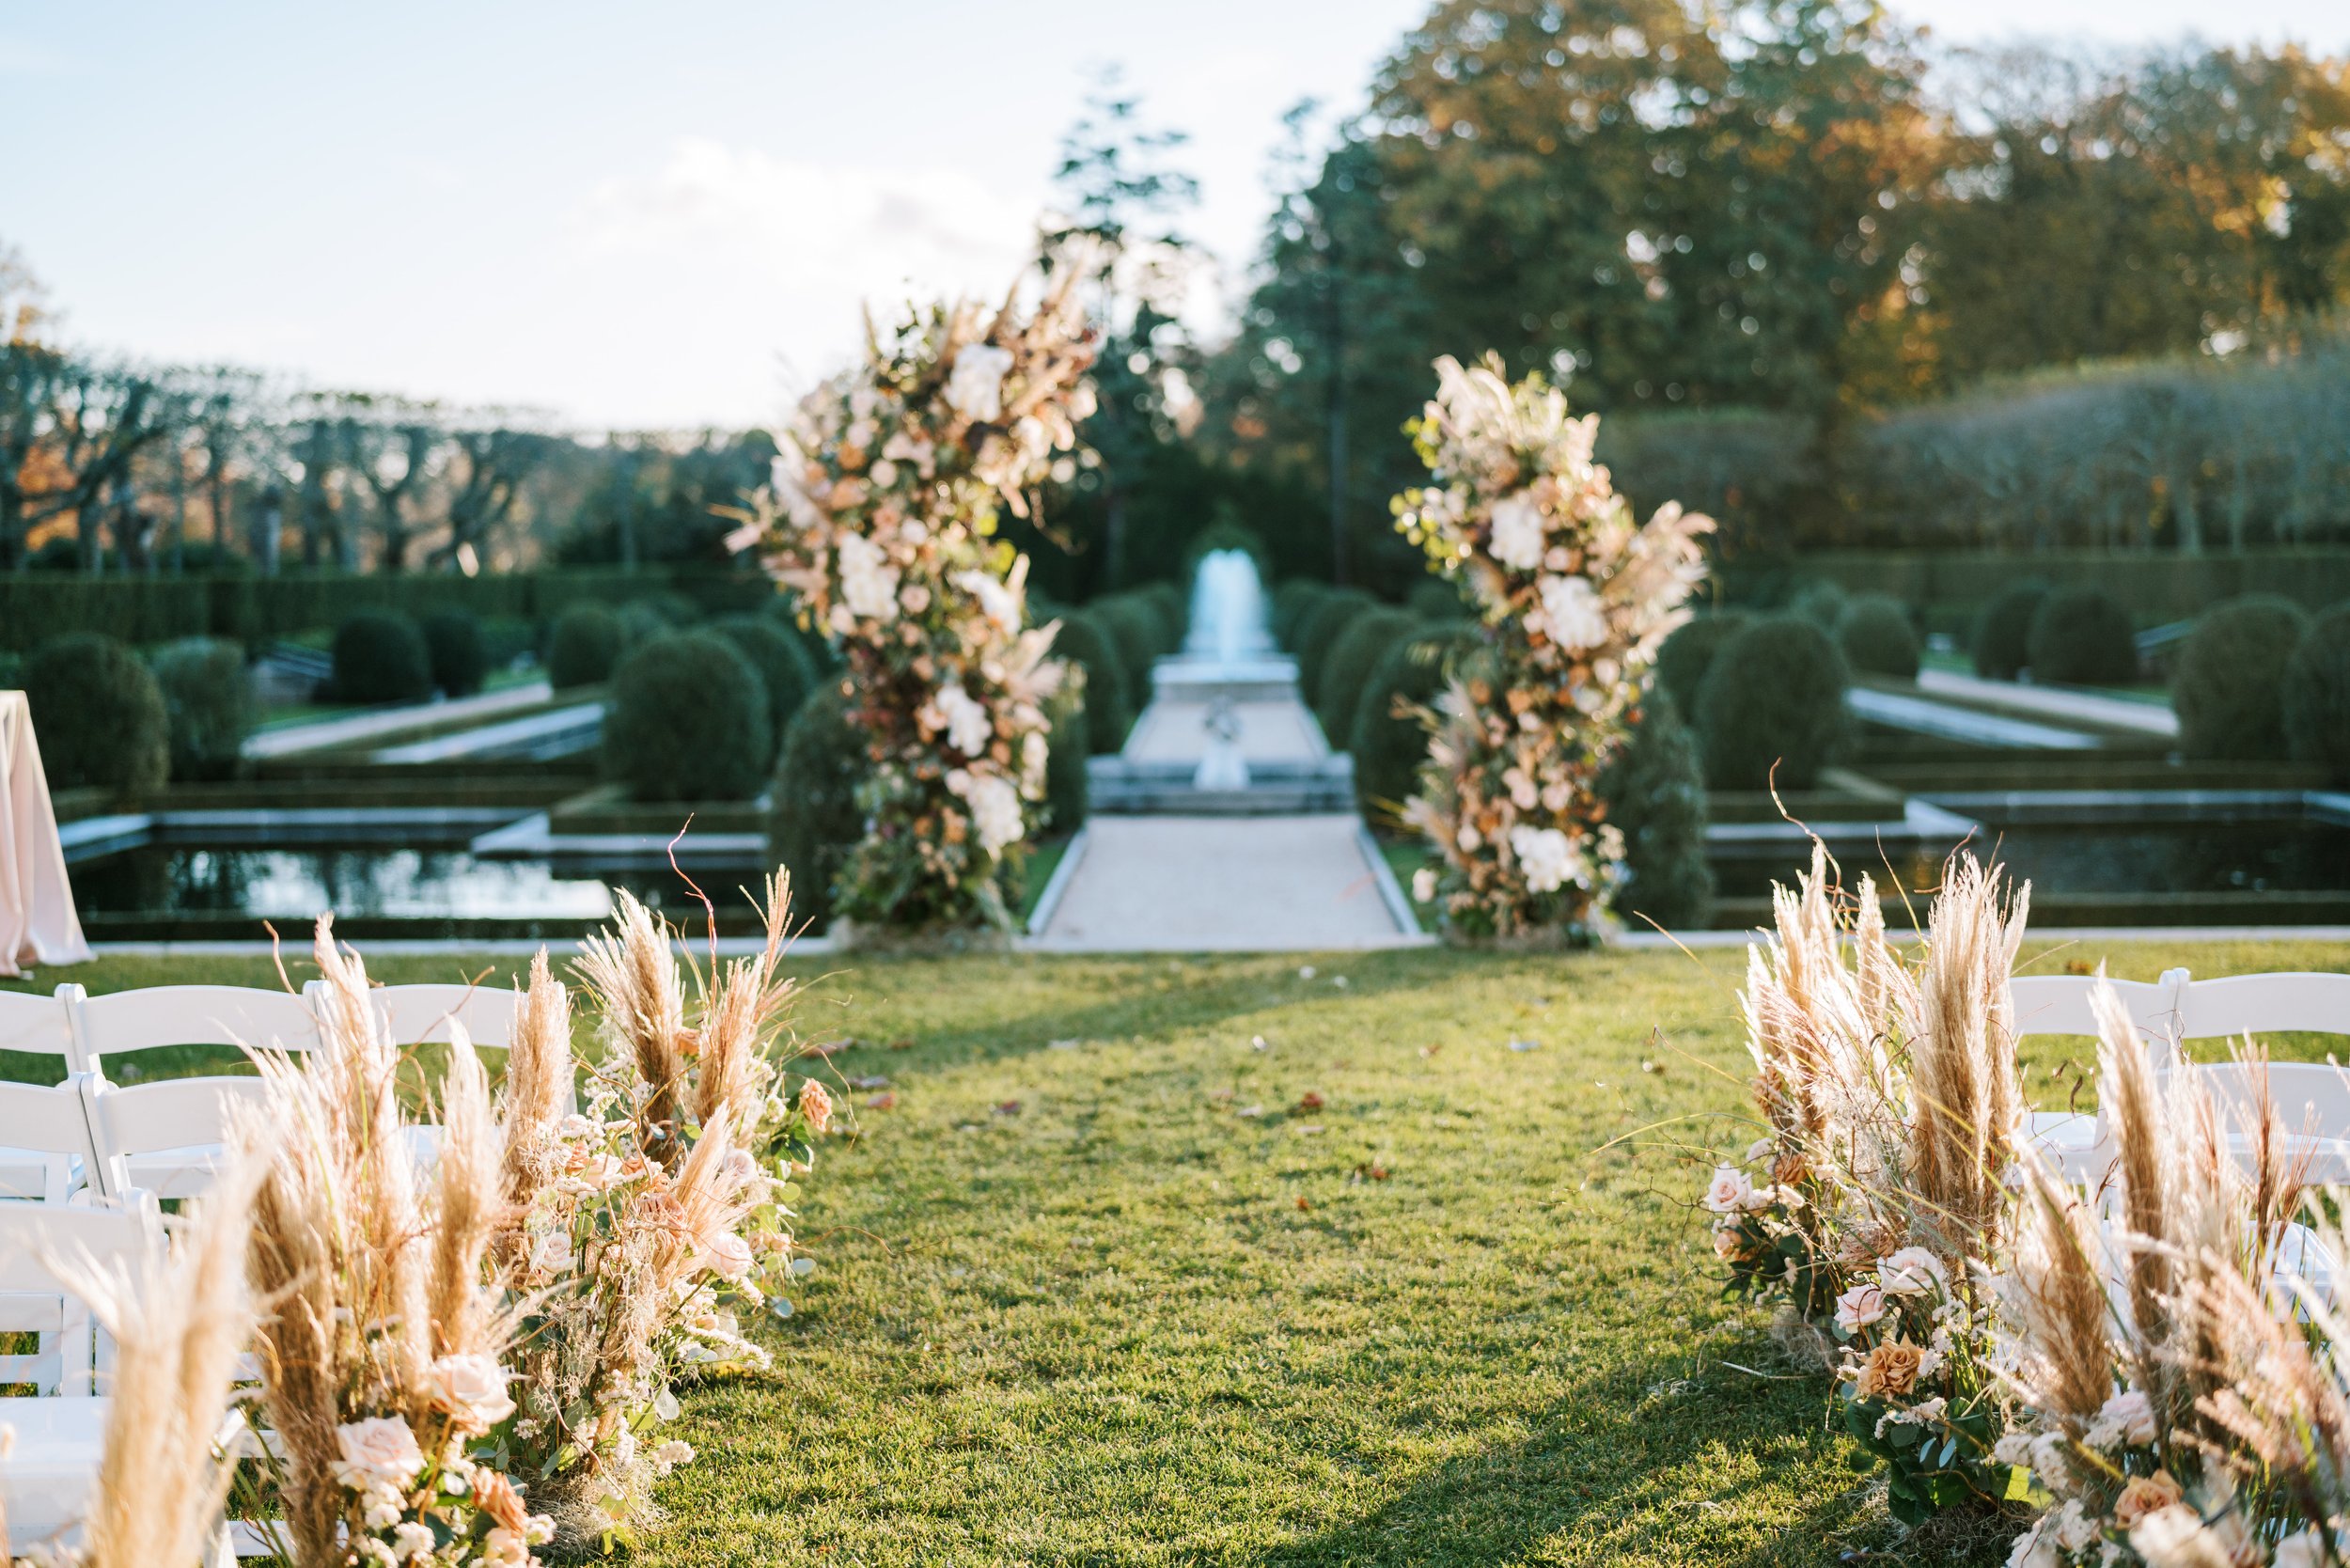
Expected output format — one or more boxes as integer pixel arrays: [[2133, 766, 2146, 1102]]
[[1392, 352, 1713, 942], [749, 259, 1098, 935]]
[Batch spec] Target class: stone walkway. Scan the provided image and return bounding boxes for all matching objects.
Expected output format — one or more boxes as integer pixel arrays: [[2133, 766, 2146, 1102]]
[[1917, 668, 2179, 740], [1029, 814, 1420, 951], [1120, 699, 1327, 763]]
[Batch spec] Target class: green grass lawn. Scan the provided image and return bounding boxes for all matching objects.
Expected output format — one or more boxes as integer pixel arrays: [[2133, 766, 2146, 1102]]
[[10, 936, 2347, 1564]]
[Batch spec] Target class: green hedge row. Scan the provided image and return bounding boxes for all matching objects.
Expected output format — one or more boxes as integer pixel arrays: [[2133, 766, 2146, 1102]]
[[1729, 549, 2350, 626], [0, 570, 777, 652]]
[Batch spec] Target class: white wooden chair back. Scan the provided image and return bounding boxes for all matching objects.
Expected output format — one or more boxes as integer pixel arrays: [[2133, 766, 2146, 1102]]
[[0, 1078, 102, 1204], [60, 983, 318, 1077], [360, 983, 525, 1049], [77, 1075, 271, 1203], [2010, 969, 2187, 1060], [0, 989, 73, 1073], [2173, 972, 2350, 1045], [0, 1199, 163, 1396]]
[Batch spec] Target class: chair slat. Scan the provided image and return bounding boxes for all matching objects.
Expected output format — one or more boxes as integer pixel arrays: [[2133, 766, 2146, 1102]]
[[66, 983, 317, 1071], [2174, 972, 2350, 1043]]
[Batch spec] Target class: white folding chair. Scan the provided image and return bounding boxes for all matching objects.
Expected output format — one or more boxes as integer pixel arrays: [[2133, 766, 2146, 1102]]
[[2170, 972, 2350, 1181], [0, 1077, 103, 1207], [358, 982, 523, 1049], [59, 985, 316, 1202], [2013, 969, 2188, 1174], [2173, 972, 2350, 1044], [59, 983, 319, 1078], [0, 990, 79, 1200], [0, 1198, 163, 1398], [77, 1075, 271, 1204]]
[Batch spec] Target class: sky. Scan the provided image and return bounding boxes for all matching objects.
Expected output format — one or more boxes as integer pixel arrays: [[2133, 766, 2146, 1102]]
[[6, 0, 2347, 431]]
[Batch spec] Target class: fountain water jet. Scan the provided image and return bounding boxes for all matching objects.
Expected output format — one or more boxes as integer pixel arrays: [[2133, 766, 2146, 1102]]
[[1152, 549, 1298, 704]]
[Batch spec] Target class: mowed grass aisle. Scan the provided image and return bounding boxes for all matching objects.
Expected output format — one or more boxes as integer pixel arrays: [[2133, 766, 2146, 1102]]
[[11, 938, 2347, 1565]]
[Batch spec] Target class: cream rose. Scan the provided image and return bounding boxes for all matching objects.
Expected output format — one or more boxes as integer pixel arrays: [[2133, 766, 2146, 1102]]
[[1702, 1164, 1754, 1215], [1487, 492, 1546, 570], [424, 1353, 516, 1433], [1834, 1282, 1887, 1335], [944, 343, 1014, 422], [331, 1414, 425, 1491]]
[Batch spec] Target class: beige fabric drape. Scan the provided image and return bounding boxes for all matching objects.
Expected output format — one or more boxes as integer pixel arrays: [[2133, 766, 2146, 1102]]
[[0, 692, 93, 975]]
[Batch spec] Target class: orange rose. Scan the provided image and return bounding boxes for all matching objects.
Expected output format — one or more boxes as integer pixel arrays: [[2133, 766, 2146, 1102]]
[[473, 1468, 528, 1533], [1855, 1340, 1925, 1400], [2113, 1470, 2184, 1529]]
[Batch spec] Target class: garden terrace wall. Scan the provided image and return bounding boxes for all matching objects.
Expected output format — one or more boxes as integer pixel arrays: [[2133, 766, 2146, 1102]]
[[1729, 550, 2350, 626], [0, 570, 779, 651]]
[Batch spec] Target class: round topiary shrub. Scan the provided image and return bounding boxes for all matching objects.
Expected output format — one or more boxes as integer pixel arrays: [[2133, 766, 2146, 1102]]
[[616, 601, 676, 650], [2283, 603, 2350, 784], [1042, 676, 1089, 836], [24, 633, 169, 795], [1790, 581, 1848, 631], [1694, 616, 1852, 791], [711, 613, 818, 763], [1089, 597, 1166, 714], [630, 590, 702, 630], [1315, 608, 1418, 747], [1050, 612, 1133, 755], [420, 609, 489, 697], [1972, 582, 2051, 681], [2028, 587, 2138, 686], [1836, 594, 1921, 681], [479, 615, 538, 675], [2173, 594, 2312, 761], [1407, 577, 1471, 621], [1140, 580, 1187, 650], [330, 612, 432, 704], [1655, 611, 1753, 715], [1273, 580, 1330, 646], [1350, 625, 1468, 826], [1294, 588, 1377, 698], [1600, 698, 1712, 931], [768, 680, 868, 933], [150, 636, 252, 782], [547, 605, 627, 688], [601, 631, 774, 803]]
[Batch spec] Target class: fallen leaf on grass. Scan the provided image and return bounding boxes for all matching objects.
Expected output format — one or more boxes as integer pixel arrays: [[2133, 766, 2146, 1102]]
[[888, 1037, 916, 1051], [1294, 1196, 1311, 1211], [1351, 1162, 1391, 1182], [1294, 1092, 1324, 1112], [1418, 1043, 1442, 1058], [806, 1039, 855, 1058], [1234, 1105, 1265, 1119], [994, 1100, 1023, 1117], [1209, 1087, 1235, 1103], [1294, 1124, 1326, 1136], [864, 1091, 898, 1110], [846, 1074, 891, 1090], [1639, 1059, 1662, 1075], [1047, 1038, 1081, 1051], [1249, 1034, 1271, 1052], [1508, 1038, 1540, 1053]]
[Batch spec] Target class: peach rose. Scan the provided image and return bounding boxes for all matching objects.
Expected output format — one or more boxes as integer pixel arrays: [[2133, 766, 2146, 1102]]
[[472, 1468, 528, 1534], [2113, 1470, 2184, 1529], [424, 1353, 516, 1434], [799, 1081, 834, 1134], [1855, 1340, 1925, 1400], [331, 1414, 425, 1491]]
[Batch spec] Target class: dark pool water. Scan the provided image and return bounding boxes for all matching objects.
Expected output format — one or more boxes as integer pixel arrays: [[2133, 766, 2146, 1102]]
[[1709, 819, 2350, 902], [70, 846, 760, 924]]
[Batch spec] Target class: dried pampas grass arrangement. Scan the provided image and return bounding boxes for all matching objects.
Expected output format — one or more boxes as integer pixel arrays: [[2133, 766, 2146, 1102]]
[[23, 1161, 259, 1568]]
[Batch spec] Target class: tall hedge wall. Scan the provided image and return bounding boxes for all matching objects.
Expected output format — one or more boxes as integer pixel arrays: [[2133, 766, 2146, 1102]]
[[0, 570, 779, 652], [1723, 549, 2350, 628]]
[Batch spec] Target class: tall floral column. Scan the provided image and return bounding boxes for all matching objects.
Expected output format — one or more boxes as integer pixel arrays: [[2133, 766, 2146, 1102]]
[[1393, 353, 1713, 941], [748, 267, 1097, 934]]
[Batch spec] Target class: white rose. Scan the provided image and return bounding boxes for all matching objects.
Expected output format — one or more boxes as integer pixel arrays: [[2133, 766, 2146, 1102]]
[[1834, 1282, 1887, 1334], [1877, 1247, 1949, 1296], [927, 682, 995, 757], [1487, 492, 1546, 570], [424, 1353, 516, 1433], [953, 568, 1024, 634], [1508, 824, 1577, 894], [1537, 573, 1608, 651], [391, 1521, 436, 1562], [331, 1415, 426, 1491], [2091, 1387, 2155, 1448], [946, 769, 1025, 855], [704, 1231, 755, 1282], [531, 1228, 574, 1274], [1702, 1165, 1754, 1215], [652, 1439, 697, 1473], [1411, 866, 1436, 903], [2276, 1529, 2328, 1568], [944, 343, 1014, 423], [836, 534, 901, 621]]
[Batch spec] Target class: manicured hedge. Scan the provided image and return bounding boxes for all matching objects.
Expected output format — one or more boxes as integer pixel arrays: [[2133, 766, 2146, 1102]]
[[546, 605, 628, 689], [602, 631, 774, 803], [1314, 608, 1418, 747], [768, 681, 868, 931], [1600, 699, 1712, 930], [151, 636, 253, 781], [0, 569, 771, 652], [421, 609, 489, 697], [711, 613, 818, 763], [1971, 583, 2050, 681], [1835, 594, 1921, 681], [1655, 611, 1753, 714], [1694, 616, 1851, 790], [331, 613, 433, 704], [1351, 626, 1470, 827], [2284, 604, 2350, 784], [1294, 588, 1377, 698], [1724, 549, 2350, 626], [2027, 587, 2138, 686], [24, 634, 170, 795], [1049, 613, 1134, 755], [2172, 595, 2311, 761]]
